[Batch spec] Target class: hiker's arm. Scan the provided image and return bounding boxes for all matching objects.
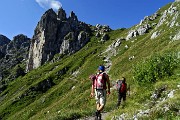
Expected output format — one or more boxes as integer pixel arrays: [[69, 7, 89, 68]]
[[90, 84, 94, 97], [106, 75, 111, 94]]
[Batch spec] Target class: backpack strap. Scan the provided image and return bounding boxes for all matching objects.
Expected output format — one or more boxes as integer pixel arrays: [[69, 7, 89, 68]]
[[102, 72, 107, 89]]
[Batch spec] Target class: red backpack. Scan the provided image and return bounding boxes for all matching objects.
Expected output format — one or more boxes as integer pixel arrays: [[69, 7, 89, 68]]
[[116, 80, 127, 93], [89, 73, 107, 89]]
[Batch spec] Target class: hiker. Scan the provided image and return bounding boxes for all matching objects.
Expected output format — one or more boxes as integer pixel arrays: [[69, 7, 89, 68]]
[[116, 77, 127, 108], [90, 65, 110, 120]]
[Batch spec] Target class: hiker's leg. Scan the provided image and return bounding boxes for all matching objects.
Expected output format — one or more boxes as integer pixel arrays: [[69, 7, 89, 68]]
[[95, 89, 106, 120], [97, 104, 104, 112], [122, 93, 126, 101], [95, 103, 101, 120], [95, 89, 101, 119], [96, 103, 100, 110], [97, 90, 105, 120], [97, 89, 106, 111], [121, 93, 126, 108], [117, 92, 122, 107], [95, 90, 100, 109]]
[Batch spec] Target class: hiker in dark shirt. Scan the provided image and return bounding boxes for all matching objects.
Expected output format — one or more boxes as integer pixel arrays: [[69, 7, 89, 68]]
[[116, 77, 127, 108]]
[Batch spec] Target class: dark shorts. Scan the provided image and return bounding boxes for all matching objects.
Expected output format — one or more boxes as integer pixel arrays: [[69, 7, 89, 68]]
[[118, 92, 126, 102]]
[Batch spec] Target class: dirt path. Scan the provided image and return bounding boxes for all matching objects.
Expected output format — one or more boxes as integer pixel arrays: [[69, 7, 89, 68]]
[[78, 111, 110, 120]]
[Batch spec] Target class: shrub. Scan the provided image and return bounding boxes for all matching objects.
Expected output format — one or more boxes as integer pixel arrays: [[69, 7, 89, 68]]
[[133, 52, 179, 83]]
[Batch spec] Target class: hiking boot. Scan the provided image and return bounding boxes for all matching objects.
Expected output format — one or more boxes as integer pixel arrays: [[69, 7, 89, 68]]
[[98, 113, 101, 120], [95, 116, 98, 120], [95, 110, 99, 120]]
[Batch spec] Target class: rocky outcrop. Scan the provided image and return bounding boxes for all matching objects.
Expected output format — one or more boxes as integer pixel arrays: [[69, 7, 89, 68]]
[[101, 33, 110, 42], [126, 24, 151, 40], [26, 8, 91, 72], [126, 1, 179, 40], [0, 35, 10, 59], [173, 31, 180, 40], [0, 34, 30, 92], [157, 3, 178, 28], [94, 24, 112, 40], [0, 34, 10, 47], [151, 31, 161, 39]]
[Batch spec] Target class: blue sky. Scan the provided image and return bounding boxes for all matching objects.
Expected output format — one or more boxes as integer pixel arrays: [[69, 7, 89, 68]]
[[0, 0, 174, 40]]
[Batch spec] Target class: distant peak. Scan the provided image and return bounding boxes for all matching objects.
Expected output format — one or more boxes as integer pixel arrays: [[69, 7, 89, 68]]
[[45, 8, 56, 14], [57, 7, 67, 21], [0, 34, 10, 46], [58, 7, 64, 10], [70, 11, 75, 17], [41, 8, 57, 20], [69, 11, 78, 21]]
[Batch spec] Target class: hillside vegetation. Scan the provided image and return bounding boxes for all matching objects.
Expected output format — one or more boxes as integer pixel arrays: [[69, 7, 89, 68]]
[[0, 2, 180, 120]]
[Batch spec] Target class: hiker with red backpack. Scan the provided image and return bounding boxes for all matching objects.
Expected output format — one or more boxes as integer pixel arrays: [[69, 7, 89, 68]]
[[116, 77, 127, 108], [89, 65, 110, 120]]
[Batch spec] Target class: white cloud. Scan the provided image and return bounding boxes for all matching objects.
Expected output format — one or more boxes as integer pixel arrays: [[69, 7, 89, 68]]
[[35, 0, 62, 11]]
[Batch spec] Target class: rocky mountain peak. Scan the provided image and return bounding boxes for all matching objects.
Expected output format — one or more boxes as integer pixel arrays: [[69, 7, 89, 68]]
[[35, 8, 57, 35], [12, 34, 30, 46], [0, 34, 30, 84], [0, 34, 10, 47], [5, 34, 30, 54], [26, 8, 91, 72], [57, 7, 67, 21], [69, 11, 78, 21]]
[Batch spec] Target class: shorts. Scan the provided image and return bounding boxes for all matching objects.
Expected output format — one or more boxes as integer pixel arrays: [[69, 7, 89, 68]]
[[95, 89, 106, 105]]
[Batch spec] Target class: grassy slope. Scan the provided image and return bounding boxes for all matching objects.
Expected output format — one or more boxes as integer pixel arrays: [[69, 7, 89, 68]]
[[0, 2, 179, 120]]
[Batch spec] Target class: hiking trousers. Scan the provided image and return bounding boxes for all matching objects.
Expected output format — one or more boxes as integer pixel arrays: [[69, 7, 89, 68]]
[[117, 92, 126, 107]]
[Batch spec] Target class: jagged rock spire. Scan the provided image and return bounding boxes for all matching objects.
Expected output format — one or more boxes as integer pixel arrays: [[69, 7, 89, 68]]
[[69, 11, 78, 21], [57, 7, 67, 21], [27, 8, 59, 71], [35, 8, 57, 34]]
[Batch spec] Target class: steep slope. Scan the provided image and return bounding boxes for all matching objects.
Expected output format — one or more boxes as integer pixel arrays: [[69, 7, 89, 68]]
[[0, 1, 179, 120]]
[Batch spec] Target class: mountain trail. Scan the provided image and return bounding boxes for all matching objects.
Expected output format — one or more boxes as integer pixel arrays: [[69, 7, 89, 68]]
[[78, 111, 110, 120]]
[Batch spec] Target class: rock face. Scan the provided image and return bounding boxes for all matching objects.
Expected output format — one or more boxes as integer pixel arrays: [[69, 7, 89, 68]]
[[26, 8, 91, 71], [126, 1, 179, 40], [0, 35, 10, 59], [0, 34, 10, 47], [0, 34, 30, 91]]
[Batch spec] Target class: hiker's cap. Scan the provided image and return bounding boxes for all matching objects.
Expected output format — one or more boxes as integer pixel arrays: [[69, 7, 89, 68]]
[[98, 65, 105, 72]]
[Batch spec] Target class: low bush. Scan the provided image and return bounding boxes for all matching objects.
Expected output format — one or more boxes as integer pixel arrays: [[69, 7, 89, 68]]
[[133, 52, 179, 84]]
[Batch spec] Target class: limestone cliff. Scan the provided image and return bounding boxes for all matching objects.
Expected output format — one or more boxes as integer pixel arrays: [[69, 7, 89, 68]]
[[26, 8, 91, 71]]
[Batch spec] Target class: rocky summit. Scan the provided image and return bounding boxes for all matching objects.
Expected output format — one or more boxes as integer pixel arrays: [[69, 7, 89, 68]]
[[0, 34, 30, 92], [0, 35, 10, 59], [26, 8, 91, 72]]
